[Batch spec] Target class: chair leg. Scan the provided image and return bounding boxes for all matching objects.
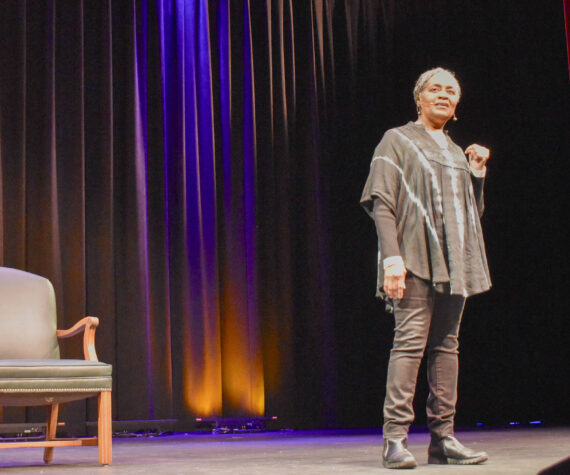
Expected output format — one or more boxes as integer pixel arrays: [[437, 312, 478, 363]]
[[43, 403, 59, 464], [97, 391, 112, 465]]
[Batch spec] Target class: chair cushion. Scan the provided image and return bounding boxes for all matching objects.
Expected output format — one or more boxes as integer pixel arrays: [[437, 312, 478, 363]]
[[0, 359, 112, 392]]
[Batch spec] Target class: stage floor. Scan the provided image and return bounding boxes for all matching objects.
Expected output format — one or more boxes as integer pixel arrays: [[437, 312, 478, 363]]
[[0, 427, 569, 473]]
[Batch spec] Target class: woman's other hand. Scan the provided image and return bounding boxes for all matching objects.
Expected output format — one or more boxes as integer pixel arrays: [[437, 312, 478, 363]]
[[384, 262, 407, 299], [465, 144, 490, 171]]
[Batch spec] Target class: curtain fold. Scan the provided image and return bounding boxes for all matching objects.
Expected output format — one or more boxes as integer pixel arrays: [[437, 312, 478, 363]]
[[218, 0, 264, 417], [563, 0, 570, 76]]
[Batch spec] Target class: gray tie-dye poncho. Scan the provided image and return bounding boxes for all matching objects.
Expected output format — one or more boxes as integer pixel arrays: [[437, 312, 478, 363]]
[[360, 121, 491, 301]]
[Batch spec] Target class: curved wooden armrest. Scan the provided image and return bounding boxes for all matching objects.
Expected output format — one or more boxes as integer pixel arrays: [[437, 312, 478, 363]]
[[56, 316, 100, 361]]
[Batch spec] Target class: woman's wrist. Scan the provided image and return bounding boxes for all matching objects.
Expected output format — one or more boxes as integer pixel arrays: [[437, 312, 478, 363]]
[[383, 255, 404, 269], [470, 166, 486, 177]]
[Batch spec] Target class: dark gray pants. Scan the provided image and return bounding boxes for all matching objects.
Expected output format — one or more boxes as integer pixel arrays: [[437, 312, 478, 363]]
[[382, 274, 465, 439]]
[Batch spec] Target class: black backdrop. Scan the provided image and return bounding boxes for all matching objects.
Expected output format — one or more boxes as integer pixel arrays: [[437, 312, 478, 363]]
[[0, 0, 569, 431], [332, 1, 570, 428]]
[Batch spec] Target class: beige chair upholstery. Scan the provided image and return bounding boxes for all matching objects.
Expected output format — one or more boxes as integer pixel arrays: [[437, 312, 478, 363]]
[[0, 267, 112, 465]]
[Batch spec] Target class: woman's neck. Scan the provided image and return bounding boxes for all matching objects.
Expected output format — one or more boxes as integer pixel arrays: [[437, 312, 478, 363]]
[[414, 119, 448, 148], [416, 116, 446, 131]]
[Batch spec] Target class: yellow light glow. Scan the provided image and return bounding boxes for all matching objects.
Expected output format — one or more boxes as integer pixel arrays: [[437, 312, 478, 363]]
[[221, 284, 265, 416]]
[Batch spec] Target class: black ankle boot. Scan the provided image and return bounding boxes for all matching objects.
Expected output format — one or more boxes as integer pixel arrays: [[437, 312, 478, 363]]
[[428, 435, 488, 465], [383, 437, 417, 469]]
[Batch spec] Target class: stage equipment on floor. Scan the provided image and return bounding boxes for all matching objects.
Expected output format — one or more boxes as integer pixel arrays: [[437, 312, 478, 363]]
[[0, 267, 113, 465], [195, 416, 279, 433]]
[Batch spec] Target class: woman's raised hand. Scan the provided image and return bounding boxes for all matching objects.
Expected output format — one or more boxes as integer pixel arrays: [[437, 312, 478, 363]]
[[465, 144, 490, 171]]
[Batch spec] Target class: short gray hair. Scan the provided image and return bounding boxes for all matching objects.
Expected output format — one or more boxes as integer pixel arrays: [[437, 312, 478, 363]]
[[413, 67, 461, 103]]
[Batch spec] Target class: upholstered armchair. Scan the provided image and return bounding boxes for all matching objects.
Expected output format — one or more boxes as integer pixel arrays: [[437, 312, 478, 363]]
[[0, 267, 112, 465]]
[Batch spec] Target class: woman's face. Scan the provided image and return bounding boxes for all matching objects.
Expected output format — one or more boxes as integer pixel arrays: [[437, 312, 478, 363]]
[[417, 71, 460, 126]]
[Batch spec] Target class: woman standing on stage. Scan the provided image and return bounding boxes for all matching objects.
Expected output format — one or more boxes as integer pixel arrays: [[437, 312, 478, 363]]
[[360, 67, 491, 469]]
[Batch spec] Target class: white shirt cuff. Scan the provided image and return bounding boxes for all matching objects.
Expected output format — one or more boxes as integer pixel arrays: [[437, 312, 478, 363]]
[[383, 255, 404, 269], [470, 166, 486, 178]]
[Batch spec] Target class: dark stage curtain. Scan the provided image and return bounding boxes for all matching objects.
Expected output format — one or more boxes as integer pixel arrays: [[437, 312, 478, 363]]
[[564, 0, 570, 76], [1, 0, 569, 432]]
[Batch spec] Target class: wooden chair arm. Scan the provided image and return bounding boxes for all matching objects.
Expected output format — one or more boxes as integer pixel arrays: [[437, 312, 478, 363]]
[[56, 316, 100, 361]]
